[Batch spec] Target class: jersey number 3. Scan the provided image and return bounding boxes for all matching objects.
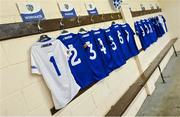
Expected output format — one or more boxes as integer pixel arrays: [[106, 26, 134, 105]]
[[86, 41, 97, 60]]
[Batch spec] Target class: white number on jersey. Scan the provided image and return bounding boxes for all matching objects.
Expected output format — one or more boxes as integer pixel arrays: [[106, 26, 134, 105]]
[[148, 24, 153, 33], [97, 38, 107, 54], [86, 41, 97, 60], [109, 36, 117, 51], [68, 44, 81, 66], [125, 30, 130, 42], [140, 26, 145, 37], [144, 25, 149, 34], [117, 31, 124, 44]]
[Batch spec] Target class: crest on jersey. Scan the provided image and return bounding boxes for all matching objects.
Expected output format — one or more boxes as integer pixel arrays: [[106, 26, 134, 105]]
[[64, 4, 69, 10], [85, 3, 98, 15], [26, 4, 34, 12], [17, 2, 45, 22], [113, 0, 122, 10]]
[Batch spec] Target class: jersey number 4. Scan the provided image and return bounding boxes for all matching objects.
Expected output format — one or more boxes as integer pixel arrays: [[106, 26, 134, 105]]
[[98, 38, 107, 54]]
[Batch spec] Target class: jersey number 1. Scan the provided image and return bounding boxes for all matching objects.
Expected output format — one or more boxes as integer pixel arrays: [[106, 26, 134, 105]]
[[50, 56, 61, 76]]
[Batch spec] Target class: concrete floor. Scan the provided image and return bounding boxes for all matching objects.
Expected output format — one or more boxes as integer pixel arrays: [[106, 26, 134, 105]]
[[137, 52, 180, 116]]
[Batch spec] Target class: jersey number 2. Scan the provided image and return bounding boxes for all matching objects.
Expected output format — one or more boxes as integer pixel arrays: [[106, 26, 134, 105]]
[[68, 44, 81, 66]]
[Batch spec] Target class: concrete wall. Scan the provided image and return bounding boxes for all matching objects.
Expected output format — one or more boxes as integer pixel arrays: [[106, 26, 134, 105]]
[[0, 0, 174, 116]]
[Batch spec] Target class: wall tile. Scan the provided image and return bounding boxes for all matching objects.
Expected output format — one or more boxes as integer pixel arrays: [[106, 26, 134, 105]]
[[105, 59, 139, 92], [91, 81, 111, 107], [1, 91, 28, 116], [22, 61, 41, 88], [39, 80, 54, 109], [28, 104, 51, 116], [1, 35, 39, 64], [160, 47, 173, 71], [0, 43, 9, 68], [70, 95, 96, 116], [0, 1, 19, 17], [0, 63, 25, 99], [0, 100, 6, 116], [22, 82, 50, 111]]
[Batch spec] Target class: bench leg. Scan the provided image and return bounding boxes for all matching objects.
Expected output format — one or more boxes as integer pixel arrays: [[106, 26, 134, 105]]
[[158, 65, 166, 83], [172, 45, 178, 57]]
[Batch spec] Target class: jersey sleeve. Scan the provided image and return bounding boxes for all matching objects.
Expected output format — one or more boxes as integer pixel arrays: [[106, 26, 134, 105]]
[[31, 52, 41, 75], [58, 40, 70, 58], [134, 23, 140, 35]]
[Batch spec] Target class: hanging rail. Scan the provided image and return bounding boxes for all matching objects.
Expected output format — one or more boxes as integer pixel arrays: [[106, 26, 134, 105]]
[[0, 8, 162, 41]]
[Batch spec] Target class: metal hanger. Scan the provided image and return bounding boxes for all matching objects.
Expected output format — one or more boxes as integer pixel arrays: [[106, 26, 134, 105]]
[[77, 16, 88, 33], [60, 18, 69, 34], [37, 20, 51, 42], [111, 14, 116, 25], [79, 27, 88, 33]]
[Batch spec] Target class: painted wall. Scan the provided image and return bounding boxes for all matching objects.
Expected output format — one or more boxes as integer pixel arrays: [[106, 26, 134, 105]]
[[0, 0, 174, 116], [158, 0, 180, 51]]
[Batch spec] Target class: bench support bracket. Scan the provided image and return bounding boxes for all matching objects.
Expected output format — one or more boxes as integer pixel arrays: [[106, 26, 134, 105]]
[[172, 45, 178, 57], [158, 65, 166, 83]]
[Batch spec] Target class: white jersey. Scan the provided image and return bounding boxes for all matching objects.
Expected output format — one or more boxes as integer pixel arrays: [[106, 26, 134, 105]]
[[31, 39, 80, 109]]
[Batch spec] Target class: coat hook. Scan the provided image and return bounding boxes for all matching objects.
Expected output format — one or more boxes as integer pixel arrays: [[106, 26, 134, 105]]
[[59, 18, 64, 30], [77, 15, 81, 25], [60, 18, 64, 27], [37, 20, 42, 33], [91, 15, 94, 23], [102, 14, 104, 21], [111, 14, 114, 19], [118, 14, 121, 19]]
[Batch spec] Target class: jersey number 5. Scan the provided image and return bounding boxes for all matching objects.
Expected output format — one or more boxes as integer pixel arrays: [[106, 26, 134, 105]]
[[109, 36, 117, 51]]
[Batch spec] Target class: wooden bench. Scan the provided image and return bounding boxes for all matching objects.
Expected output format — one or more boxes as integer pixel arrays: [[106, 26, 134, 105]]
[[106, 38, 178, 116]]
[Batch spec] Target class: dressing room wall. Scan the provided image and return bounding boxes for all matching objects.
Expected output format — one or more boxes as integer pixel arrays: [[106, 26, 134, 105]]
[[158, 0, 180, 51], [0, 0, 174, 116]]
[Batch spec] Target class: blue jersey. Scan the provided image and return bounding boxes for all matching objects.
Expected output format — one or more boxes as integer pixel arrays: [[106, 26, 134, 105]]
[[150, 18, 161, 38], [160, 15, 168, 32], [141, 20, 154, 44], [111, 24, 133, 60], [92, 29, 114, 73], [157, 15, 167, 36], [150, 17, 164, 38], [145, 19, 158, 43], [57, 33, 98, 89], [104, 27, 126, 69], [120, 23, 139, 56], [134, 21, 151, 50], [79, 32, 108, 80]]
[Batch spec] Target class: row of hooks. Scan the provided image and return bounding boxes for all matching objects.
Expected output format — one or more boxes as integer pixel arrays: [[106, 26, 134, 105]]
[[37, 13, 122, 32]]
